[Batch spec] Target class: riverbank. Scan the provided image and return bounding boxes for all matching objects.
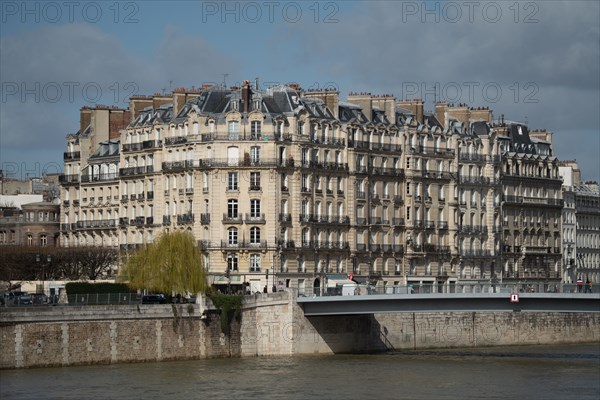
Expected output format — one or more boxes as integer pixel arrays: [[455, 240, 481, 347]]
[[1, 291, 599, 369]]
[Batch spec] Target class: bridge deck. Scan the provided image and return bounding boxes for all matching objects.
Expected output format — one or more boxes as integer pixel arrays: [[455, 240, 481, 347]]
[[296, 293, 600, 315]]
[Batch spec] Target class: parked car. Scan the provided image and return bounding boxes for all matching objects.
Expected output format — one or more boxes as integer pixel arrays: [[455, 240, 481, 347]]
[[13, 292, 32, 305], [5, 291, 31, 305], [141, 294, 167, 304], [31, 293, 49, 305]]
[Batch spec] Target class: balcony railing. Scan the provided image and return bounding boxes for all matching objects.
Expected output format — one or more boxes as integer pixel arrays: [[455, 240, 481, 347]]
[[119, 166, 154, 177], [458, 153, 486, 162], [392, 218, 405, 226], [63, 151, 81, 161], [223, 214, 243, 224], [278, 239, 296, 249], [59, 174, 80, 184], [200, 213, 211, 224], [130, 216, 145, 226], [220, 240, 268, 249], [161, 160, 195, 171], [279, 213, 292, 223], [122, 142, 143, 152], [164, 136, 188, 146], [75, 219, 117, 229], [81, 173, 119, 183], [177, 213, 194, 225], [459, 249, 493, 257], [245, 213, 266, 224]]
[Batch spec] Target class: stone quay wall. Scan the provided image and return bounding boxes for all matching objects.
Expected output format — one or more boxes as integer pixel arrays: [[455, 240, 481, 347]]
[[0, 303, 234, 369], [1, 292, 599, 369]]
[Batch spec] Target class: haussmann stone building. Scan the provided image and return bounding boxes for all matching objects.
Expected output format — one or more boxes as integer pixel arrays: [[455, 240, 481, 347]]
[[59, 81, 567, 295]]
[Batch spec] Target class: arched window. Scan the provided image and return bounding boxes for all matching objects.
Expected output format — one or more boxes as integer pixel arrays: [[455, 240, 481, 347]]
[[250, 227, 261, 244], [227, 254, 238, 271], [228, 227, 238, 245]]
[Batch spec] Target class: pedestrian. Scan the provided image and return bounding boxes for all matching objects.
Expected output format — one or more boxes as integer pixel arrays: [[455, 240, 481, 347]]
[[263, 285, 267, 293], [586, 280, 592, 293]]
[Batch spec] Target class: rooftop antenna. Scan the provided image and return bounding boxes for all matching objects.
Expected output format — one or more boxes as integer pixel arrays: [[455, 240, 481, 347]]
[[169, 80, 173, 91], [222, 73, 229, 87], [255, 77, 259, 90]]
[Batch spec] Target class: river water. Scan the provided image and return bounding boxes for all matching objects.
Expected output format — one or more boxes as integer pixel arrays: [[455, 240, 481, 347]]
[[1, 344, 599, 400]]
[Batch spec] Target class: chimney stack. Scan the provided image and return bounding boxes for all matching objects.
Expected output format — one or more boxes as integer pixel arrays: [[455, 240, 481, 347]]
[[397, 99, 424, 124], [242, 80, 253, 113], [303, 89, 340, 118], [347, 93, 373, 121]]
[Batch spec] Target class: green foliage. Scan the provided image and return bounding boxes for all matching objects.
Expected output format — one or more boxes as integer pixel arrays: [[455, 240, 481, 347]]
[[65, 282, 133, 294], [119, 231, 208, 295], [208, 293, 243, 334]]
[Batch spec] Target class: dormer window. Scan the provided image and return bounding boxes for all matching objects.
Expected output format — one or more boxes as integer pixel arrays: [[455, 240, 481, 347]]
[[254, 100, 260, 110], [231, 100, 238, 110]]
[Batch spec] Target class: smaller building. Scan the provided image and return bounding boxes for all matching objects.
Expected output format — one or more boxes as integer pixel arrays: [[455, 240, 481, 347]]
[[0, 201, 60, 247]]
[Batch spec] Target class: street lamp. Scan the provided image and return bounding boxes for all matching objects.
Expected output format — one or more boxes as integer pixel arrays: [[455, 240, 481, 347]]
[[36, 254, 51, 296]]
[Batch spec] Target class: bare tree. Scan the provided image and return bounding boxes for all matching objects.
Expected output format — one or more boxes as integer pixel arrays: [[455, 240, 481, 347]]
[[76, 246, 119, 280], [0, 246, 54, 290]]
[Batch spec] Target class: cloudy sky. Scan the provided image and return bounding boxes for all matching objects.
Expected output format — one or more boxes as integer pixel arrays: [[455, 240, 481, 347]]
[[1, 1, 599, 181]]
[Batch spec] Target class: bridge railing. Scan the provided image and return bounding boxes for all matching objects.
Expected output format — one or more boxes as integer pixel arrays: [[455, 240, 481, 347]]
[[307, 282, 599, 297]]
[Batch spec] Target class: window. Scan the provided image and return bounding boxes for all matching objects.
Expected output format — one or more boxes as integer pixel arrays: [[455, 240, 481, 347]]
[[228, 227, 238, 245], [250, 199, 261, 218], [27, 234, 33, 246], [250, 227, 261, 244], [228, 121, 239, 139], [227, 172, 238, 191], [228, 199, 238, 218], [298, 121, 305, 135], [40, 234, 47, 246], [250, 254, 261, 272], [251, 121, 261, 139], [250, 172, 261, 190], [250, 146, 260, 163], [203, 172, 209, 192], [227, 254, 238, 271]]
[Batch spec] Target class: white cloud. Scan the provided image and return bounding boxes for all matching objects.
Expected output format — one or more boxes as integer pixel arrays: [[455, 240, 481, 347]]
[[0, 23, 237, 161]]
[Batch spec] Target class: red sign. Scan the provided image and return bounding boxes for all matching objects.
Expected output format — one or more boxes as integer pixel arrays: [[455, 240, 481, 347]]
[[510, 293, 520, 303]]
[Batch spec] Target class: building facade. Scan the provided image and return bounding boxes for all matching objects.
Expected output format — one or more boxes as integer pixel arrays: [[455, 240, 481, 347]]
[[59, 82, 566, 294], [559, 161, 600, 286], [0, 202, 60, 247]]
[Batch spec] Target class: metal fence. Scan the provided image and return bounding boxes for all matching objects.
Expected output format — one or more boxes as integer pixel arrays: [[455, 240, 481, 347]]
[[66, 293, 140, 305], [307, 283, 600, 297]]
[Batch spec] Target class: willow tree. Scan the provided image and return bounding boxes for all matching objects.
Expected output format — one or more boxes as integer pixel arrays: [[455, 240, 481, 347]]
[[119, 231, 208, 295]]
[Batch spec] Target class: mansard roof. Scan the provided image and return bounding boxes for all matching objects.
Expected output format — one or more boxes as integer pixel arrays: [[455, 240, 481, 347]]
[[89, 139, 119, 159]]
